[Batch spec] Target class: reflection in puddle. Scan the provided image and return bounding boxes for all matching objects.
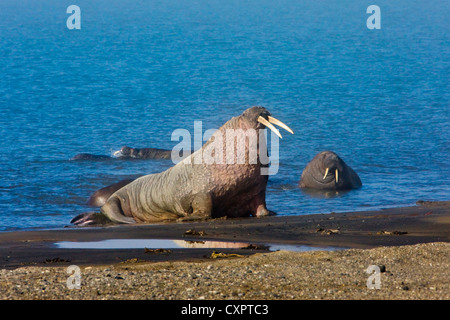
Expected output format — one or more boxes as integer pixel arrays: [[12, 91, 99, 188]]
[[55, 239, 341, 252], [55, 239, 250, 250], [173, 240, 250, 249], [268, 244, 338, 252]]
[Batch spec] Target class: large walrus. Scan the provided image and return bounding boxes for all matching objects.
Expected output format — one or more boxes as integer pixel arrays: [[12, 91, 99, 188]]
[[71, 106, 293, 226], [299, 151, 362, 190]]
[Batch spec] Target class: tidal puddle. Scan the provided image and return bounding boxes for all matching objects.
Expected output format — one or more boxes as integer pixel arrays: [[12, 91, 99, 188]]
[[268, 244, 339, 252], [55, 239, 340, 252], [55, 239, 250, 250]]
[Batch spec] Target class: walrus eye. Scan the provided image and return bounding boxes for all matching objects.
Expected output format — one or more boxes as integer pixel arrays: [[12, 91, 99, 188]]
[[257, 116, 293, 139]]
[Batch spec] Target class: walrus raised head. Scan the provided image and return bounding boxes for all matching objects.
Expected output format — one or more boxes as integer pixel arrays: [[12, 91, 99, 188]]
[[71, 106, 293, 225], [299, 151, 362, 190]]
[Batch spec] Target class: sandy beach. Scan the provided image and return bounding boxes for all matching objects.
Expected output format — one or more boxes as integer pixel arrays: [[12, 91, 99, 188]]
[[0, 200, 449, 300]]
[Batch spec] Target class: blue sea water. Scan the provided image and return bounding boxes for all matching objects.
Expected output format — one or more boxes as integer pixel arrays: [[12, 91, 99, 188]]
[[0, 0, 448, 231]]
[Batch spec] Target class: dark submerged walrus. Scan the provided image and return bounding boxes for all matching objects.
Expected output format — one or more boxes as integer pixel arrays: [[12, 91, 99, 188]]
[[299, 151, 362, 190], [87, 178, 138, 207], [70, 146, 175, 161], [71, 106, 293, 225], [113, 146, 173, 160], [70, 153, 112, 160]]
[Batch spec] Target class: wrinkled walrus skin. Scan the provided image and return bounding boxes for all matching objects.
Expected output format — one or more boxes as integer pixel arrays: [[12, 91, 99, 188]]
[[71, 107, 293, 225], [299, 151, 362, 190]]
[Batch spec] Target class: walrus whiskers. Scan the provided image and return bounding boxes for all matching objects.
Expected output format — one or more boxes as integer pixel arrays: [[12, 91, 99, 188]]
[[322, 167, 339, 183]]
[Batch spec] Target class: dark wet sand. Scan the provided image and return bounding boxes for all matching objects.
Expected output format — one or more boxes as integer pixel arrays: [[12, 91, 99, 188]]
[[1, 200, 449, 269]]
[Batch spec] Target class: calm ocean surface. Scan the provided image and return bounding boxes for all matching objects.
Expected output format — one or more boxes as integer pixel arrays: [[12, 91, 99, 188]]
[[0, 0, 448, 231]]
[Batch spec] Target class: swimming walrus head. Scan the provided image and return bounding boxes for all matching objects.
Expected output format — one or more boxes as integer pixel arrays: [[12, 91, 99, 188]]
[[299, 151, 362, 190]]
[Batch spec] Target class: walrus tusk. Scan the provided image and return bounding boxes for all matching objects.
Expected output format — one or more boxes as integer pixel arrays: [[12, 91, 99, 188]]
[[268, 116, 294, 134], [335, 169, 339, 183], [257, 116, 282, 139], [323, 167, 329, 180], [113, 150, 122, 157]]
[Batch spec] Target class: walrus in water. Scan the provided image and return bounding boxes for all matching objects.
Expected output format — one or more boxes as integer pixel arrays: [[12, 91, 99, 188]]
[[70, 153, 112, 160], [84, 146, 191, 207], [71, 106, 293, 225], [70, 146, 175, 161], [82, 147, 184, 208], [113, 146, 173, 160], [299, 151, 362, 190]]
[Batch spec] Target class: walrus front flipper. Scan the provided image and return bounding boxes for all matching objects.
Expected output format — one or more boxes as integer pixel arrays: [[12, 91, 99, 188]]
[[70, 212, 113, 226], [255, 206, 276, 217], [191, 192, 213, 218], [177, 192, 213, 222]]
